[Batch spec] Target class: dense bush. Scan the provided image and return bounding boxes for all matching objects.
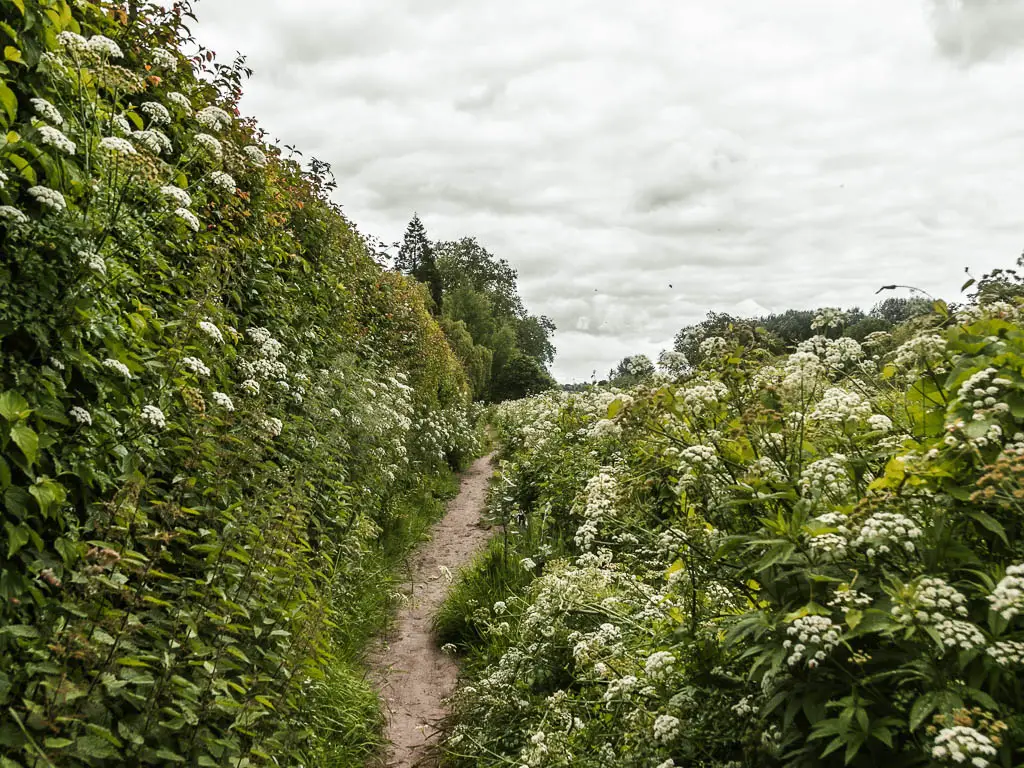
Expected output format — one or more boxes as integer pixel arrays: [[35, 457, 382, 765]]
[[0, 2, 479, 765], [444, 296, 1024, 768]]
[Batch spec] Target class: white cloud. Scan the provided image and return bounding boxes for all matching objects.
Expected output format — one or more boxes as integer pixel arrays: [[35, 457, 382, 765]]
[[185, 0, 1024, 381]]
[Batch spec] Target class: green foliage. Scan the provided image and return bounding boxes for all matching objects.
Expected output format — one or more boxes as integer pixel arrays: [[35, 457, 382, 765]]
[[444, 297, 1024, 768], [0, 2, 481, 765]]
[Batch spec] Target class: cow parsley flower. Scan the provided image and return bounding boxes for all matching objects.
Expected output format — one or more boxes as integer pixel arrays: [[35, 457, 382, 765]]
[[102, 358, 132, 378], [166, 91, 192, 112], [112, 114, 132, 136], [241, 379, 260, 395], [196, 106, 231, 131], [86, 35, 123, 59], [99, 136, 136, 155], [893, 577, 969, 625], [80, 250, 106, 276], [260, 417, 283, 438], [48, 358, 64, 371], [37, 125, 76, 155], [151, 49, 178, 71], [0, 206, 29, 224], [988, 640, 1024, 666], [893, 334, 947, 372], [211, 392, 235, 411], [645, 651, 676, 681], [867, 414, 893, 432], [69, 406, 92, 426], [28, 186, 66, 212], [209, 171, 236, 193], [989, 564, 1024, 620], [132, 129, 172, 155], [329, 407, 342, 418], [181, 356, 210, 377], [0, 169, 6, 189], [931, 725, 997, 766], [853, 511, 923, 555], [140, 101, 171, 125], [30, 97, 63, 125], [243, 145, 268, 166], [174, 207, 200, 232], [799, 455, 850, 499], [160, 185, 191, 207], [193, 133, 223, 160], [198, 321, 223, 343], [141, 404, 167, 429], [784, 615, 840, 667], [809, 387, 872, 424], [935, 619, 985, 651], [57, 31, 88, 52], [653, 715, 681, 744]]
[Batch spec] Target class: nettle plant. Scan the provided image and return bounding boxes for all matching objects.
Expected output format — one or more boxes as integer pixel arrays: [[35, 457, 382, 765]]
[[0, 2, 474, 766], [446, 300, 1024, 768]]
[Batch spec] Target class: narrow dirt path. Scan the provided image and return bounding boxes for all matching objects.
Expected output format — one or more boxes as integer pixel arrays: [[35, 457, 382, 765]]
[[370, 454, 494, 768]]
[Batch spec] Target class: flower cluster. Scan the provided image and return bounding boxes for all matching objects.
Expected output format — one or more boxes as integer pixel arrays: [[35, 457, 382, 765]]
[[931, 726, 997, 767], [181, 357, 211, 377], [852, 511, 922, 556], [37, 125, 76, 155], [196, 106, 232, 131], [28, 186, 66, 212], [892, 577, 969, 625], [809, 387, 872, 424], [141, 405, 167, 430], [783, 615, 840, 668], [988, 565, 1024, 621], [102, 358, 132, 379], [99, 136, 136, 155], [211, 392, 235, 411], [198, 321, 224, 344]]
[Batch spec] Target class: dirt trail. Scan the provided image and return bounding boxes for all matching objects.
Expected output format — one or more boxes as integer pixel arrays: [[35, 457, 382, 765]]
[[370, 454, 494, 768]]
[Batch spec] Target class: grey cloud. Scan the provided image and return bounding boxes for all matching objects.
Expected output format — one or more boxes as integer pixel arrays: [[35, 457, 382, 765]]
[[183, 0, 1024, 380], [929, 0, 1024, 62]]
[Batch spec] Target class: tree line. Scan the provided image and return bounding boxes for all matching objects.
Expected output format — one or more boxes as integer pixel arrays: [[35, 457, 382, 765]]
[[393, 214, 557, 402]]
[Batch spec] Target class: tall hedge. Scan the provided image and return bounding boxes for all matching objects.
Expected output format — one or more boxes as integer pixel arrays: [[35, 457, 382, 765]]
[[0, 2, 474, 765]]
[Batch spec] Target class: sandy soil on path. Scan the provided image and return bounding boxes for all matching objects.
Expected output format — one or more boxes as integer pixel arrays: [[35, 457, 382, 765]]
[[370, 454, 495, 768]]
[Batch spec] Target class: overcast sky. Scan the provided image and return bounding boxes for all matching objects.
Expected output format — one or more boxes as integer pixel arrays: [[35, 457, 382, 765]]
[[183, 0, 1024, 381]]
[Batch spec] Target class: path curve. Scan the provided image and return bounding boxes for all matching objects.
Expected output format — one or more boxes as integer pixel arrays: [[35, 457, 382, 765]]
[[371, 454, 494, 767]]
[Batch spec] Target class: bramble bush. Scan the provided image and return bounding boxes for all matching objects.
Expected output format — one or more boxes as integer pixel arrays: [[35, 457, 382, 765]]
[[0, 2, 480, 765], [443, 294, 1024, 768]]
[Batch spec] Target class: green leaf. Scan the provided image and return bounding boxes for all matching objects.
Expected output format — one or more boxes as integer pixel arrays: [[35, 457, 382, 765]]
[[10, 424, 38, 465], [0, 456, 10, 489], [0, 624, 39, 639], [43, 738, 73, 749], [909, 692, 937, 731], [2, 47, 21, 64], [0, 81, 15, 122], [4, 522, 29, 557], [0, 390, 30, 421], [966, 510, 1009, 546], [10, 0, 24, 14]]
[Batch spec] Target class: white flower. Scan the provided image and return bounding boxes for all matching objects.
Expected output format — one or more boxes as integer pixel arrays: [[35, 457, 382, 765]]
[[160, 185, 191, 207], [102, 358, 132, 379], [652, 714, 681, 744], [166, 92, 192, 113], [989, 564, 1024, 621], [644, 651, 676, 681], [0, 169, 6, 189], [0, 206, 29, 224], [329, 407, 341, 418], [193, 133, 223, 160], [211, 392, 235, 411], [181, 356, 211, 377], [57, 31, 88, 52], [99, 136, 136, 155], [141, 404, 167, 429], [931, 725, 997, 766], [867, 414, 893, 432], [243, 145, 268, 166], [49, 358, 65, 371], [241, 379, 261, 395], [37, 125, 76, 155], [196, 106, 231, 131], [198, 321, 224, 344], [28, 186, 66, 212], [80, 250, 106, 276], [785, 615, 840, 666], [988, 639, 1024, 666], [112, 114, 132, 136], [152, 49, 178, 71], [86, 35, 123, 59], [140, 101, 171, 125], [30, 98, 63, 125], [69, 406, 92, 426], [174, 207, 200, 232], [260, 417, 283, 438], [132, 129, 172, 155], [209, 171, 236, 193]]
